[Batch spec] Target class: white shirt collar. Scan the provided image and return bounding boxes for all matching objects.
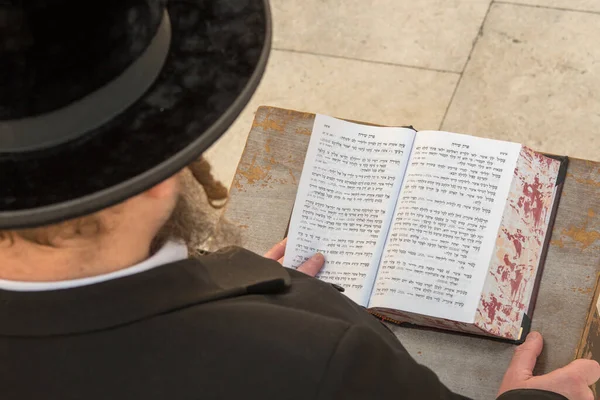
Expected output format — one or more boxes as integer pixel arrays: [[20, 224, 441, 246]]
[[0, 241, 189, 292]]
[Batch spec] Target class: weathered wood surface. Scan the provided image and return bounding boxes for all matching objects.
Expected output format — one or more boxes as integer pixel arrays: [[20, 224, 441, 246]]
[[223, 106, 600, 399]]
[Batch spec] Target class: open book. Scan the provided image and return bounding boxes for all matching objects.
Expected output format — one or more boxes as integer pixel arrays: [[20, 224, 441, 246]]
[[284, 114, 567, 342]]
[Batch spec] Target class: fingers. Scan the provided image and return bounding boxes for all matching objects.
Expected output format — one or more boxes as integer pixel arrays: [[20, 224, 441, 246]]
[[500, 333, 600, 400], [535, 359, 600, 400], [297, 253, 325, 278], [561, 359, 600, 386], [508, 332, 544, 379], [264, 238, 288, 261], [264, 238, 325, 276], [584, 387, 596, 400]]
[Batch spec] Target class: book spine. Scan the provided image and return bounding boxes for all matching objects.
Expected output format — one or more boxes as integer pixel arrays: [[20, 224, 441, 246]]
[[368, 310, 405, 325]]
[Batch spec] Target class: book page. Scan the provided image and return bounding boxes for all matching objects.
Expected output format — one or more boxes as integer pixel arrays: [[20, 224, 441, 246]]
[[369, 131, 521, 322], [284, 115, 416, 306]]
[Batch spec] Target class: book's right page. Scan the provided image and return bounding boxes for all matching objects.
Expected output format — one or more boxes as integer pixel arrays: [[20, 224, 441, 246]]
[[368, 131, 521, 323]]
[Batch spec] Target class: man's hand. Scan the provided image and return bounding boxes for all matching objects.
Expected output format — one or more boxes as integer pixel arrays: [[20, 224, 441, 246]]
[[264, 238, 325, 277], [498, 332, 600, 400]]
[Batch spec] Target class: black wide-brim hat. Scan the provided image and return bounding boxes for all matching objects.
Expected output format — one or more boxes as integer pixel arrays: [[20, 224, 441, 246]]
[[0, 0, 270, 229]]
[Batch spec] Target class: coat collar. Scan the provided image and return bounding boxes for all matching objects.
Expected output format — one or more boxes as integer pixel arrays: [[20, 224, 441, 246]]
[[0, 247, 291, 337]]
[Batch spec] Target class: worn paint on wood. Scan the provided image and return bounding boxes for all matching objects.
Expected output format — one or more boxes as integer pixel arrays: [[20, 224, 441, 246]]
[[551, 205, 600, 251]]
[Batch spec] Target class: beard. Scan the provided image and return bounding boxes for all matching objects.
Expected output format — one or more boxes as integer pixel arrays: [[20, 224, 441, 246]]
[[150, 170, 240, 255]]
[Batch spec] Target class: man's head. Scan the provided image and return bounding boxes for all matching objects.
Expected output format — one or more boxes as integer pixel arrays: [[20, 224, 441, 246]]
[[0, 0, 265, 281]]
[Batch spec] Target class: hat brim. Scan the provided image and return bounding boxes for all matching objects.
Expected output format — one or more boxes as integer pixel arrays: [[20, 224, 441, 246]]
[[0, 0, 271, 229]]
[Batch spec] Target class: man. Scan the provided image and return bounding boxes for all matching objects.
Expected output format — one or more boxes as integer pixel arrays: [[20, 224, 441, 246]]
[[0, 1, 597, 399]]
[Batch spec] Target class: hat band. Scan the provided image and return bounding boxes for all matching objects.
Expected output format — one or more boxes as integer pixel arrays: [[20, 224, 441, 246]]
[[0, 10, 172, 153]]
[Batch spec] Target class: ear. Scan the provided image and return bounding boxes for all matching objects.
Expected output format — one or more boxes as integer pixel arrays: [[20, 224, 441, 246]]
[[144, 173, 182, 199]]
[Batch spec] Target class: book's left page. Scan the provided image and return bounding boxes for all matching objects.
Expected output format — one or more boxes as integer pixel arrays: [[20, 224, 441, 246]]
[[284, 115, 416, 306]]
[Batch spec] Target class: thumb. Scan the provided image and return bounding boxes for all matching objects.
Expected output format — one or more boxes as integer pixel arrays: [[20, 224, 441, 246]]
[[297, 253, 325, 277], [507, 332, 544, 379]]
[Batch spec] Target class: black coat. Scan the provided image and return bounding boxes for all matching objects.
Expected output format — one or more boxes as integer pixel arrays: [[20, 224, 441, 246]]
[[0, 248, 563, 400]]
